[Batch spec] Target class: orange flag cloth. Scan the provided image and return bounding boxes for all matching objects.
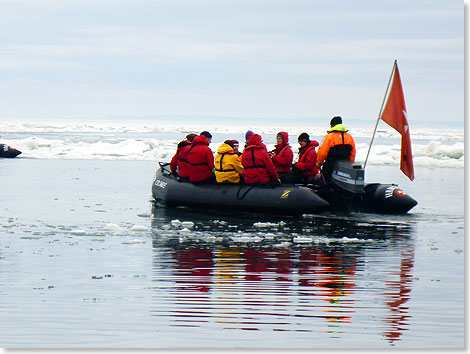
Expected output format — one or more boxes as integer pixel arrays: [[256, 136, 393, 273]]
[[381, 64, 415, 181]]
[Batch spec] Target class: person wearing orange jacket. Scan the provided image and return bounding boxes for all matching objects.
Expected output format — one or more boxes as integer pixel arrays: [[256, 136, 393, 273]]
[[187, 131, 215, 183], [270, 131, 293, 182], [316, 116, 356, 182], [242, 134, 280, 185]]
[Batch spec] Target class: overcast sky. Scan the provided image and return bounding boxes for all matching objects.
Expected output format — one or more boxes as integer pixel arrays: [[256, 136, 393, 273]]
[[0, 0, 463, 125]]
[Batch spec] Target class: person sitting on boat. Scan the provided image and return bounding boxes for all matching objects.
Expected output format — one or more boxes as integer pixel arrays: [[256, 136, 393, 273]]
[[244, 130, 254, 149], [231, 139, 242, 157], [214, 140, 245, 183], [269, 131, 293, 183], [170, 133, 197, 181], [284, 133, 319, 184], [242, 133, 281, 186], [316, 116, 356, 182], [187, 131, 216, 183]]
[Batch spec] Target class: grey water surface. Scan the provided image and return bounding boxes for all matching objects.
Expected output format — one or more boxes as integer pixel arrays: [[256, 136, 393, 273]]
[[0, 159, 464, 348]]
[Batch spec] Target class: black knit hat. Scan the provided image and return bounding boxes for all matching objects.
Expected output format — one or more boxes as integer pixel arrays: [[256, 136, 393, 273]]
[[330, 116, 342, 127], [224, 140, 235, 148], [200, 131, 212, 139], [298, 133, 310, 142]]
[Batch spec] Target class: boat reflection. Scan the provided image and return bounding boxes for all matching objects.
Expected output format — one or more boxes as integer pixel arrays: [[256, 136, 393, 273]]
[[150, 206, 416, 343]]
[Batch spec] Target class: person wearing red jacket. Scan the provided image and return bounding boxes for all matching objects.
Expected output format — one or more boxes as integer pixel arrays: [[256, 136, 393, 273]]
[[285, 133, 319, 184], [270, 131, 293, 182], [242, 134, 280, 185], [170, 133, 197, 181], [187, 131, 215, 183]]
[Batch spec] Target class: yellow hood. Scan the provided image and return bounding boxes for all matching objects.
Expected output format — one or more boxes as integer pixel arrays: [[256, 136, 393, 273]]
[[217, 143, 234, 154]]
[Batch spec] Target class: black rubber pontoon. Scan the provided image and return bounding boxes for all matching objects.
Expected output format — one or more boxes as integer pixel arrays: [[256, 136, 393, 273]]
[[152, 162, 417, 215], [152, 164, 330, 216]]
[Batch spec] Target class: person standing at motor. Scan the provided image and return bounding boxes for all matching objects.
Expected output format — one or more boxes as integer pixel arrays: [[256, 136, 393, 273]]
[[316, 116, 356, 182], [186, 131, 215, 183], [242, 133, 281, 185], [170, 133, 197, 181], [270, 131, 293, 183]]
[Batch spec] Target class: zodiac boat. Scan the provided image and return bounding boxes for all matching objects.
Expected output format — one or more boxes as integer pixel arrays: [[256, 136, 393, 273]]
[[152, 162, 418, 216], [0, 144, 21, 158]]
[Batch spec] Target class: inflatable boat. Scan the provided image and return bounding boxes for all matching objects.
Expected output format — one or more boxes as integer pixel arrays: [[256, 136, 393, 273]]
[[0, 144, 21, 158], [152, 162, 417, 216]]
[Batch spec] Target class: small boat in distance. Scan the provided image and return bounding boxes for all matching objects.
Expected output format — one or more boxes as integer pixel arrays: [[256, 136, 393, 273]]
[[0, 144, 22, 158]]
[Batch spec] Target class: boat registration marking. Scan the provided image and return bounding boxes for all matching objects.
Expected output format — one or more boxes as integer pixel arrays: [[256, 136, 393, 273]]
[[385, 185, 406, 198], [154, 179, 168, 189]]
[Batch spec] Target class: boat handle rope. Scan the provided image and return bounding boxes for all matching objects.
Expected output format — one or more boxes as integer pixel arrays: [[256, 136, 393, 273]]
[[236, 185, 253, 200]]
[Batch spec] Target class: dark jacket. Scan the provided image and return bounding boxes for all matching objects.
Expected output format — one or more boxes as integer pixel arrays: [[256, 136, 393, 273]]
[[242, 134, 279, 184], [186, 135, 215, 182], [294, 140, 319, 178], [271, 131, 293, 174]]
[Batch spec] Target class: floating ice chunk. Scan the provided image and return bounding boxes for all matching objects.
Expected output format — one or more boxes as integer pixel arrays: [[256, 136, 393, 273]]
[[170, 219, 182, 227], [181, 221, 194, 228], [179, 228, 191, 234], [253, 222, 278, 228], [293, 236, 313, 243], [70, 229, 86, 235], [123, 239, 145, 244], [161, 224, 171, 230], [342, 237, 359, 243], [137, 213, 151, 218], [106, 223, 123, 233], [231, 236, 263, 242], [130, 225, 148, 231], [274, 242, 291, 248], [264, 233, 276, 240]]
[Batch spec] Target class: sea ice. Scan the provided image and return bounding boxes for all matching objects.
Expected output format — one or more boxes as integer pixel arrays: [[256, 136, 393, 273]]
[[106, 223, 123, 233], [130, 225, 148, 231]]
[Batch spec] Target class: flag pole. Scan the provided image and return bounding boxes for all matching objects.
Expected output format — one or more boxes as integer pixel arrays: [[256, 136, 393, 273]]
[[363, 60, 397, 168]]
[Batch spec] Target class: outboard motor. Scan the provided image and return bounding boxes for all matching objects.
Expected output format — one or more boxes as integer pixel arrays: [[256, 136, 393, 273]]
[[331, 160, 365, 194], [0, 144, 21, 158]]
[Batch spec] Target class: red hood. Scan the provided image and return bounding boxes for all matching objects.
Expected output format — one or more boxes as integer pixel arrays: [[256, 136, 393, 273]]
[[248, 133, 263, 147], [310, 140, 319, 147], [192, 135, 209, 145], [277, 131, 289, 145]]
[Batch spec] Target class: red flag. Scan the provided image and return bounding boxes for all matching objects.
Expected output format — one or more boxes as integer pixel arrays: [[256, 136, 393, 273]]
[[381, 64, 414, 181]]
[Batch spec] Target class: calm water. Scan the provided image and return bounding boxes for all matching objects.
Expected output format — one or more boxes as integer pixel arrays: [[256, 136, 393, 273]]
[[0, 158, 464, 348]]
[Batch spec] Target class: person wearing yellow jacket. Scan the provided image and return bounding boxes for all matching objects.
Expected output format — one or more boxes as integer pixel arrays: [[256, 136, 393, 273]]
[[316, 116, 356, 182], [215, 140, 245, 183]]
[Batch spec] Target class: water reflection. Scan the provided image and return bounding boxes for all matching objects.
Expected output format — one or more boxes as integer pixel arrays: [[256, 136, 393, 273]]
[[150, 206, 416, 344], [382, 247, 415, 343]]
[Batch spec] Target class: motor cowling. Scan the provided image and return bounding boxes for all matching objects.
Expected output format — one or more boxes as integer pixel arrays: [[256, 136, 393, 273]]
[[331, 160, 365, 194]]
